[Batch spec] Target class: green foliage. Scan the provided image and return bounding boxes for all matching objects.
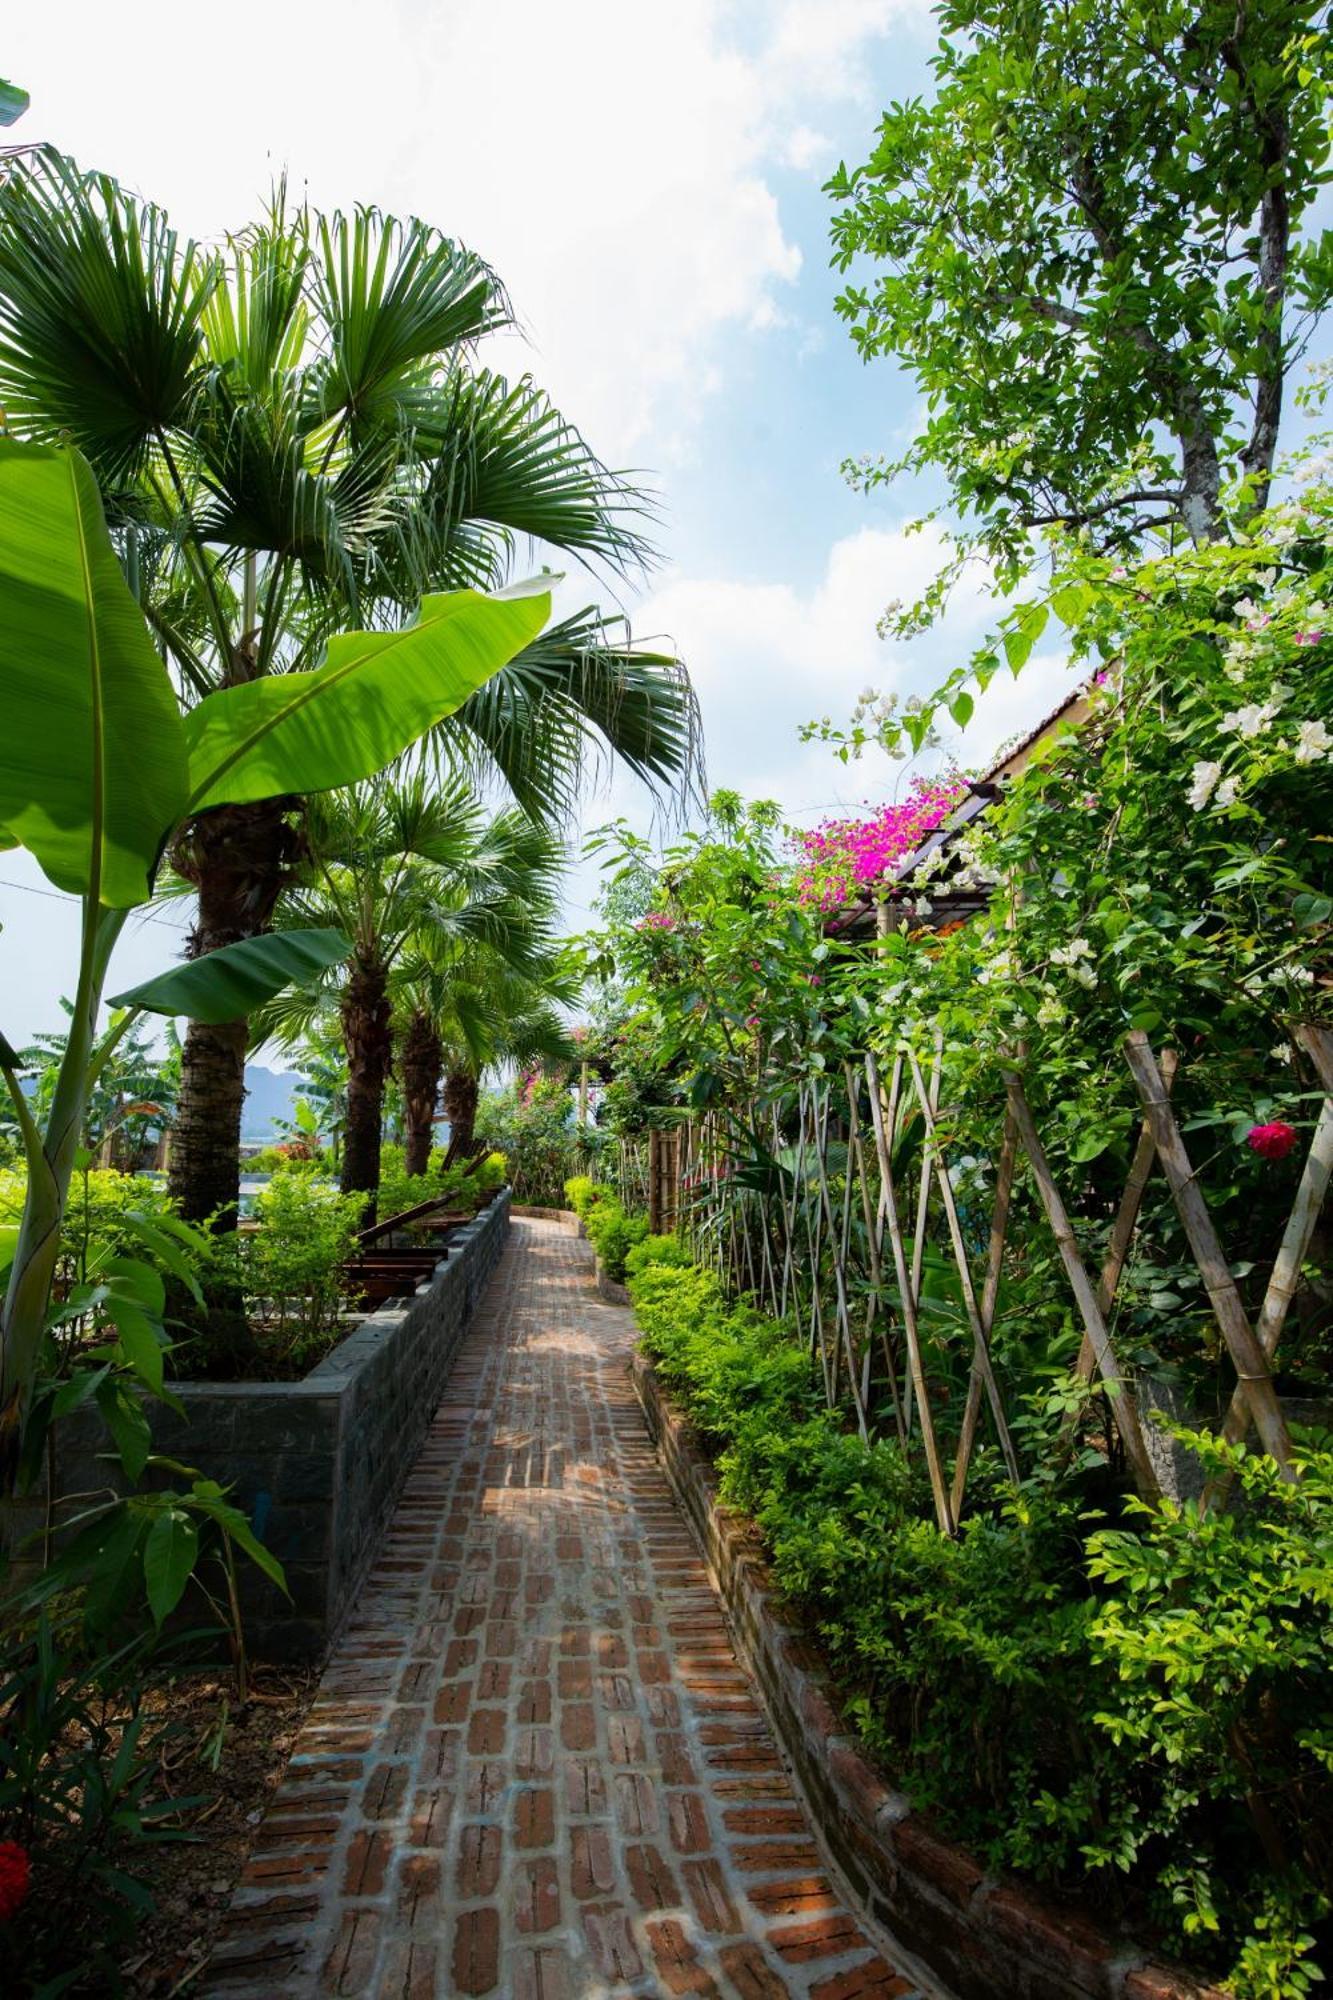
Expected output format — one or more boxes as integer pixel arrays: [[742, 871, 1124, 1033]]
[[248, 1143, 328, 1175], [0, 1611, 192, 1991], [563, 1174, 604, 1218], [1086, 1434, 1333, 1970], [223, 1171, 362, 1373], [581, 1192, 649, 1282], [479, 1072, 582, 1209], [828, 0, 1333, 619], [376, 1150, 503, 1228], [622, 1233, 690, 1278], [109, 928, 350, 1024], [0, 439, 187, 907], [629, 1260, 1333, 1994]]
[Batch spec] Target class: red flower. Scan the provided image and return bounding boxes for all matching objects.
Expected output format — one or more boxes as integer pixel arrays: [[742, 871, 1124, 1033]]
[[0, 1841, 30, 1919], [1247, 1121, 1298, 1162]]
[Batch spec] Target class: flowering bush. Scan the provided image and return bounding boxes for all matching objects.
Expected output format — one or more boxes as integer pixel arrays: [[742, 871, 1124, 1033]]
[[792, 773, 970, 911]]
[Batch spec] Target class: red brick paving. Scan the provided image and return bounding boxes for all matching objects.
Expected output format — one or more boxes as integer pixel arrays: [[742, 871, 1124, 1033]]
[[203, 1220, 933, 1998]]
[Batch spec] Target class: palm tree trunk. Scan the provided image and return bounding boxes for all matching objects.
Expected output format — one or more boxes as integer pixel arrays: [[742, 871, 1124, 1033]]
[[443, 1068, 480, 1158], [169, 798, 304, 1229], [341, 953, 393, 1220], [401, 1009, 443, 1177]]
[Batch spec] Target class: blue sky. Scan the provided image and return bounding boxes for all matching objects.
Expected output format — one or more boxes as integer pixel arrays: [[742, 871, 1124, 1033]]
[[0, 0, 1270, 1039]]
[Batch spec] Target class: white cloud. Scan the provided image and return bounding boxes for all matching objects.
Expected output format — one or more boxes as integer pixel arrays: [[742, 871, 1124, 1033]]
[[635, 521, 1077, 808], [7, 0, 924, 461], [781, 124, 834, 172]]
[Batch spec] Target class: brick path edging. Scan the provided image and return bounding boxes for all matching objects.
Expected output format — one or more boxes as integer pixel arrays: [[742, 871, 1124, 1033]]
[[508, 1204, 581, 1231], [631, 1353, 1227, 2000]]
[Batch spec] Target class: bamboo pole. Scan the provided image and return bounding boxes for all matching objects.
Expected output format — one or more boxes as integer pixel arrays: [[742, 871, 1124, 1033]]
[[847, 1060, 907, 1447], [1066, 1049, 1180, 1401], [814, 1074, 869, 1441], [950, 1106, 1019, 1519], [908, 1053, 1020, 1486], [1003, 1068, 1161, 1504], [866, 1050, 954, 1533], [1122, 1032, 1295, 1480], [1216, 1024, 1333, 1452]]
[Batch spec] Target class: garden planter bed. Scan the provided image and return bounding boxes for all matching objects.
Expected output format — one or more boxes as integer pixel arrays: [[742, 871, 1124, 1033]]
[[13, 1191, 510, 1664], [631, 1349, 1227, 2000], [595, 1263, 632, 1303], [509, 1202, 582, 1231]]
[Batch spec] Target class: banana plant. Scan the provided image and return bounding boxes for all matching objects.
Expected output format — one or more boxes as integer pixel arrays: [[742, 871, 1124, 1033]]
[[0, 438, 552, 1477]]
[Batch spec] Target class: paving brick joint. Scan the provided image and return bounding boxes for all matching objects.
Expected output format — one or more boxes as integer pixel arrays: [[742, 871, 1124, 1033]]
[[204, 1218, 935, 2000]]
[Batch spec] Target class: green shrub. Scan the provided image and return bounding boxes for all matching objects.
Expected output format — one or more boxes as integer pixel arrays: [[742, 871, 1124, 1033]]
[[377, 1153, 505, 1226], [224, 1173, 362, 1372], [626, 1259, 1333, 1996], [478, 1075, 583, 1207], [563, 1174, 604, 1218], [623, 1232, 691, 1278], [582, 1193, 649, 1281]]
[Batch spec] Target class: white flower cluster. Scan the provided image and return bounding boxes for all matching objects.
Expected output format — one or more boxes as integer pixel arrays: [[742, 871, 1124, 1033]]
[[1294, 718, 1333, 763], [1220, 700, 1282, 739], [1049, 936, 1096, 986]]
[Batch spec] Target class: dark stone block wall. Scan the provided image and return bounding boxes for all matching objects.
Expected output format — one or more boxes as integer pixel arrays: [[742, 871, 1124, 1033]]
[[14, 1192, 510, 1663]]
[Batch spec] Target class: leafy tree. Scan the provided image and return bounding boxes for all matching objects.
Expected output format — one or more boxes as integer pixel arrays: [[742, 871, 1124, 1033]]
[[828, 0, 1333, 636], [0, 159, 698, 1228], [0, 435, 547, 1457], [394, 941, 577, 1174], [255, 774, 566, 1214], [16, 1006, 176, 1169]]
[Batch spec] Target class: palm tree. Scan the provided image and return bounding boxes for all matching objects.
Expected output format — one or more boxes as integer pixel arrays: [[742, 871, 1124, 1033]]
[[395, 943, 578, 1174], [0, 158, 699, 1228], [257, 773, 566, 1216]]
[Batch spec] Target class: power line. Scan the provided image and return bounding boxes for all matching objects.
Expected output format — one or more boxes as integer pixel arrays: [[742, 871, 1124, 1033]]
[[0, 876, 192, 931]]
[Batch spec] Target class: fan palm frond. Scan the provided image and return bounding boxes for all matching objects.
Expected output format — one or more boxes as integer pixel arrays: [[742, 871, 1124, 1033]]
[[445, 607, 702, 823], [305, 207, 507, 436], [0, 151, 219, 487]]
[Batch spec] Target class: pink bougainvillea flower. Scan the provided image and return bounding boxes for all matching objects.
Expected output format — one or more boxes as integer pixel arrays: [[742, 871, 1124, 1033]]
[[793, 774, 969, 912], [1294, 630, 1324, 646], [1247, 1121, 1298, 1162], [0, 1841, 30, 1920]]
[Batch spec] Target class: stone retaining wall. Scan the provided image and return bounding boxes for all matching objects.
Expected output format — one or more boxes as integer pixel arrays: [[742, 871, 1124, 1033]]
[[632, 1350, 1226, 2000], [19, 1192, 510, 1663]]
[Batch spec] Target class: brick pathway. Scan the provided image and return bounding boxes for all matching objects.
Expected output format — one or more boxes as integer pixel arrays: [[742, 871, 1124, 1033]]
[[205, 1220, 932, 2000]]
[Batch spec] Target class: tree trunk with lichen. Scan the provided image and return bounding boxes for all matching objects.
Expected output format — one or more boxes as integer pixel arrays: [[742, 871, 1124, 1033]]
[[341, 953, 393, 1222], [443, 1068, 479, 1159], [401, 1009, 443, 1178]]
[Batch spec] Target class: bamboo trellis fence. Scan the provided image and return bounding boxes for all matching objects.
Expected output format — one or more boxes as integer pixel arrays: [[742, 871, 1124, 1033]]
[[634, 1024, 1333, 1529]]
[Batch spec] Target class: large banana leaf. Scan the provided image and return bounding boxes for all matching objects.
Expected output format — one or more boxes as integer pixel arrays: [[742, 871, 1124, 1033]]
[[109, 927, 349, 1024], [0, 441, 188, 907], [184, 581, 552, 811]]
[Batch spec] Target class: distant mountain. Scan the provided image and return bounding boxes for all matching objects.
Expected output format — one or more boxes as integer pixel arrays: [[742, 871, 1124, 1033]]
[[241, 1066, 300, 1142]]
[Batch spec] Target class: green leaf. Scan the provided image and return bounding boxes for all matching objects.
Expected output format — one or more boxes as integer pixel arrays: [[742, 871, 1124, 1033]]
[[0, 441, 188, 906], [0, 80, 29, 127], [104, 1256, 167, 1316], [106, 1302, 165, 1395], [51, 1365, 112, 1417], [189, 1486, 288, 1593], [948, 690, 975, 728], [109, 927, 349, 1023], [95, 1379, 152, 1482], [122, 1211, 205, 1305], [143, 1508, 199, 1625], [184, 582, 552, 812]]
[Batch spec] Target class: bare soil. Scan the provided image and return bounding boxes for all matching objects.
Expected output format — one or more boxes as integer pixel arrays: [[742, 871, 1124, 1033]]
[[119, 1662, 315, 1997]]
